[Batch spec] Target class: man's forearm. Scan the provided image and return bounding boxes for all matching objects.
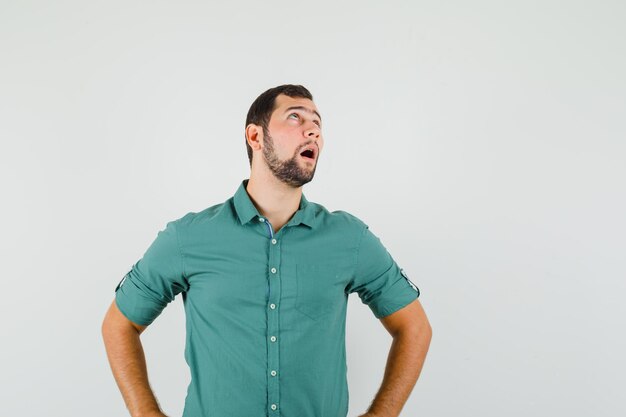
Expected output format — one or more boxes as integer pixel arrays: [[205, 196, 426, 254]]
[[364, 328, 432, 417], [101, 324, 165, 417]]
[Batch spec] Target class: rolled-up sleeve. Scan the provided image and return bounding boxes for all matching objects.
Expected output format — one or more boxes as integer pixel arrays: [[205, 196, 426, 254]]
[[114, 220, 188, 326], [347, 224, 420, 319]]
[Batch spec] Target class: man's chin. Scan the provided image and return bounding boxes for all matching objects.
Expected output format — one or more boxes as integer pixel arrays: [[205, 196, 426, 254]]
[[288, 174, 314, 188]]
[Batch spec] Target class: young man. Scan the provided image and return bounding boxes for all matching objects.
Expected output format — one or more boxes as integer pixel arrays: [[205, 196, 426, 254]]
[[101, 84, 432, 417]]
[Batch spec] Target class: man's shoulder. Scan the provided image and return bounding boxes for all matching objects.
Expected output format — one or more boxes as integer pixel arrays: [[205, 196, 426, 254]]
[[309, 201, 367, 231], [169, 198, 232, 229]]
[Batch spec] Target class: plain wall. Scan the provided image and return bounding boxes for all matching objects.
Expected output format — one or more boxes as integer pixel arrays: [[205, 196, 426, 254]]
[[1, 1, 624, 416]]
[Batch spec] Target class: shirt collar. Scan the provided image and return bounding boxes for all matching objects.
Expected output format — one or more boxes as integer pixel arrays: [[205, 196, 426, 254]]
[[233, 178, 317, 229]]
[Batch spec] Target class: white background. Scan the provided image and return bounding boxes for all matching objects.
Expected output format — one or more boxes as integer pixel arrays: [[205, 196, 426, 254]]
[[1, 1, 624, 416]]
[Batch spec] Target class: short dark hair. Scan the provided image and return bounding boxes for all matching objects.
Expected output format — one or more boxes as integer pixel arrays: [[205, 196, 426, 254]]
[[245, 84, 313, 167]]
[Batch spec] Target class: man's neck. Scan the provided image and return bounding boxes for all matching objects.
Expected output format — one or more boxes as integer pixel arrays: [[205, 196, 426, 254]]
[[245, 174, 302, 232]]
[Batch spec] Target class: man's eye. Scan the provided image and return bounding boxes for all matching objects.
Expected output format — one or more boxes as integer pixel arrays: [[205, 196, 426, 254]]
[[314, 120, 321, 127], [289, 113, 299, 119]]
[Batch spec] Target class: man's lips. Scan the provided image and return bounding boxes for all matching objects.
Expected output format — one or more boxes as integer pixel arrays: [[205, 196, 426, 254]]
[[299, 153, 316, 162], [299, 146, 317, 160]]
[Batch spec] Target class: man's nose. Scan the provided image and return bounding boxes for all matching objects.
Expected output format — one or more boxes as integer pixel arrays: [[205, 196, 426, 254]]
[[304, 123, 320, 138]]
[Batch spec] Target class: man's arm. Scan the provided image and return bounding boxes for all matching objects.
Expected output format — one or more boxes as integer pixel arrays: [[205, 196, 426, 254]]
[[101, 300, 167, 417], [359, 298, 432, 417]]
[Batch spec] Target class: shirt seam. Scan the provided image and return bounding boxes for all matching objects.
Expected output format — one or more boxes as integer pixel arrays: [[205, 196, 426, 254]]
[[353, 224, 368, 284], [174, 220, 188, 281]]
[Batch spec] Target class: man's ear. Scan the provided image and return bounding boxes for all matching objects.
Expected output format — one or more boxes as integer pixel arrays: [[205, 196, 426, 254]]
[[246, 123, 263, 151]]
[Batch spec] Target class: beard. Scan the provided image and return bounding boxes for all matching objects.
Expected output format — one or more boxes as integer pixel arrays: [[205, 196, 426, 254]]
[[262, 128, 317, 188]]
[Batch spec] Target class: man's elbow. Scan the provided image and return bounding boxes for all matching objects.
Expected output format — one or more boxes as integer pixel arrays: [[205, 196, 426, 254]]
[[405, 315, 432, 341], [398, 307, 432, 343]]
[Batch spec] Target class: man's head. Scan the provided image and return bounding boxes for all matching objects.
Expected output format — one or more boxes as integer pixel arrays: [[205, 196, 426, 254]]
[[245, 84, 324, 188]]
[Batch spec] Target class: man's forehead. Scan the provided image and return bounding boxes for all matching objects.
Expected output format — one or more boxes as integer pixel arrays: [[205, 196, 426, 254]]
[[273, 94, 321, 119], [276, 94, 316, 108]]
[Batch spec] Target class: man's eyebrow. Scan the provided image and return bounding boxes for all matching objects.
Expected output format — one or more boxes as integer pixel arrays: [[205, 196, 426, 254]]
[[284, 106, 322, 122]]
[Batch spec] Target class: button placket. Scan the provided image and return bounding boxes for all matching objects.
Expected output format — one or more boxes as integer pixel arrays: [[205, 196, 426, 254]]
[[261, 216, 281, 415]]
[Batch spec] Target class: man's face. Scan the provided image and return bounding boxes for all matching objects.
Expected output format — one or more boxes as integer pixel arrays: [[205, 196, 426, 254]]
[[261, 94, 324, 188]]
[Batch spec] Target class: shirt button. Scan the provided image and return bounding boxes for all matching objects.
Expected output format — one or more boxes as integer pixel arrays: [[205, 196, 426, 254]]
[[271, 404, 277, 410], [259, 217, 265, 222], [270, 335, 277, 342], [270, 370, 277, 376], [271, 267, 277, 274], [271, 238, 277, 244], [270, 303, 276, 309]]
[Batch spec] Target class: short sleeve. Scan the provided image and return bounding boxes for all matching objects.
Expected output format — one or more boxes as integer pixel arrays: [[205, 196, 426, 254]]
[[114, 220, 188, 326], [346, 224, 420, 319]]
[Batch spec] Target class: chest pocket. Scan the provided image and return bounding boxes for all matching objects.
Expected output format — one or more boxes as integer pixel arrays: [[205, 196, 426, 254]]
[[295, 264, 340, 321]]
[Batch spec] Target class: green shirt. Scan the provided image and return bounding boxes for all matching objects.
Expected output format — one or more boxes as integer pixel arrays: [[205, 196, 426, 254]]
[[114, 178, 420, 417]]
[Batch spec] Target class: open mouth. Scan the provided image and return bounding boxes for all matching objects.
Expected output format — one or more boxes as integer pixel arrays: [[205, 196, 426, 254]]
[[299, 148, 315, 160]]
